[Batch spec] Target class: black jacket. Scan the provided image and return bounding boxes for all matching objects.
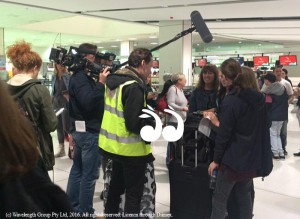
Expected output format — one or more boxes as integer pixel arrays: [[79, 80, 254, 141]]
[[106, 66, 149, 135], [0, 167, 73, 217], [214, 88, 268, 173], [69, 70, 105, 134], [100, 66, 155, 164]]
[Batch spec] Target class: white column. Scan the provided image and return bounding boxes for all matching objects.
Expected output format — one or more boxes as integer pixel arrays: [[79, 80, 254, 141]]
[[0, 28, 4, 56], [159, 20, 192, 86], [120, 41, 134, 64], [182, 20, 193, 86]]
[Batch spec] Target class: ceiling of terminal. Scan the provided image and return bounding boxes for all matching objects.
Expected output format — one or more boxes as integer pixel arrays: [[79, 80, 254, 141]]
[[1, 0, 300, 56]]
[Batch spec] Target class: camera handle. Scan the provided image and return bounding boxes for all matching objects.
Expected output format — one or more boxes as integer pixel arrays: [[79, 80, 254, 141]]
[[117, 26, 196, 68]]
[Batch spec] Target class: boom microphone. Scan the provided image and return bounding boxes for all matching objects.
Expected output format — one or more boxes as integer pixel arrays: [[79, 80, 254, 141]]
[[190, 11, 213, 43]]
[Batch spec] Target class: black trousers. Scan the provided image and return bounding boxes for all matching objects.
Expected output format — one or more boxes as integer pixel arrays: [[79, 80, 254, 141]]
[[56, 109, 70, 144], [211, 168, 253, 219], [105, 159, 146, 218]]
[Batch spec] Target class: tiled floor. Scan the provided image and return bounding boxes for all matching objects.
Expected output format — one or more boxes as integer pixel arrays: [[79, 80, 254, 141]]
[[50, 110, 300, 218]]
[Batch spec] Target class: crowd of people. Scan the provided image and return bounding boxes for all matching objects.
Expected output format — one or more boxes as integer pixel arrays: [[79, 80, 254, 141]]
[[1, 39, 299, 218]]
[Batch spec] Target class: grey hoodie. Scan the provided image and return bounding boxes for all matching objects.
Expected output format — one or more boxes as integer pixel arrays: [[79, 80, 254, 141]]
[[264, 81, 285, 96]]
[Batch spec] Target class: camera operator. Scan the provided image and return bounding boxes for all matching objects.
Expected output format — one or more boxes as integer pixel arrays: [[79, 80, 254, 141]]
[[66, 43, 109, 216]]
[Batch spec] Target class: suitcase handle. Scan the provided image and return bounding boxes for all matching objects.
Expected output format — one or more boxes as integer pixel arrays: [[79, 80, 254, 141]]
[[182, 130, 198, 167]]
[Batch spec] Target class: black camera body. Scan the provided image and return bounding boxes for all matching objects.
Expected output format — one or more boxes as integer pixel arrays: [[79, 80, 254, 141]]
[[87, 62, 118, 76], [96, 52, 116, 62], [49, 47, 119, 79]]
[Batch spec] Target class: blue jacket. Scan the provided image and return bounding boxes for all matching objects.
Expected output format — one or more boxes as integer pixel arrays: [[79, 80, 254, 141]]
[[268, 90, 288, 121], [68, 70, 105, 134], [214, 88, 269, 173], [188, 88, 217, 113], [51, 72, 70, 96]]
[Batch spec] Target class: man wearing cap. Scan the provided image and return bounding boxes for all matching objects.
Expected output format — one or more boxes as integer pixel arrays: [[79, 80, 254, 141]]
[[66, 43, 109, 216]]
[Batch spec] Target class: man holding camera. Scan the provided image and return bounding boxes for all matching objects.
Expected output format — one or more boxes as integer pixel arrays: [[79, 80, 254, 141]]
[[99, 48, 155, 217], [66, 43, 109, 216]]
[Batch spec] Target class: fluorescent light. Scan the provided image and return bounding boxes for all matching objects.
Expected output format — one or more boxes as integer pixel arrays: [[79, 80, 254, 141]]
[[150, 42, 158, 45]]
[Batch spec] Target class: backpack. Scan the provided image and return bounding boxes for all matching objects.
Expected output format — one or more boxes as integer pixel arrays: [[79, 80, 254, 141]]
[[156, 85, 178, 114], [15, 83, 53, 171]]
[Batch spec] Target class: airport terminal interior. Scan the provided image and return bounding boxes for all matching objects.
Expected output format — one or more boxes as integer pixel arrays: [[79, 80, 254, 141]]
[[50, 109, 300, 219], [1, 0, 300, 218]]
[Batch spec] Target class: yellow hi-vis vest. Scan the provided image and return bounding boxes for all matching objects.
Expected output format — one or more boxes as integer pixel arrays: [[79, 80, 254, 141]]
[[99, 80, 152, 156]]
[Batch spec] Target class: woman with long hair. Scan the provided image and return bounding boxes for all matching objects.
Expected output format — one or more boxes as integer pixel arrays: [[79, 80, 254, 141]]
[[52, 63, 70, 158], [189, 64, 219, 114], [206, 59, 270, 219], [0, 80, 72, 216], [6, 40, 57, 171]]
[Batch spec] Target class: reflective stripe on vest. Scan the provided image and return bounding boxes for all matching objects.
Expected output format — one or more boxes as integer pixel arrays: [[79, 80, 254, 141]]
[[99, 80, 151, 156]]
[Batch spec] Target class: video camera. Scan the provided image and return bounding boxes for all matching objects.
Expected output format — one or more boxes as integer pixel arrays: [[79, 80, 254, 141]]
[[96, 52, 116, 62], [49, 46, 119, 79]]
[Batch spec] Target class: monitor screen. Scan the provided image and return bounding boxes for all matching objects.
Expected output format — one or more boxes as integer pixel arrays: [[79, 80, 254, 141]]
[[230, 57, 244, 65], [196, 58, 207, 67], [152, 60, 159, 68], [244, 61, 254, 67], [279, 55, 297, 66], [253, 56, 269, 66]]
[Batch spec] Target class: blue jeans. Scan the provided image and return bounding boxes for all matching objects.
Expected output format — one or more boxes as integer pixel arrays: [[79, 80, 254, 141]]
[[270, 121, 284, 156], [66, 131, 101, 215], [211, 167, 253, 219], [280, 120, 288, 151]]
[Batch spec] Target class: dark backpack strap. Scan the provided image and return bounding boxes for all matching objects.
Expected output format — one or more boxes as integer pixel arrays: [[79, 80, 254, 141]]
[[17, 82, 39, 125]]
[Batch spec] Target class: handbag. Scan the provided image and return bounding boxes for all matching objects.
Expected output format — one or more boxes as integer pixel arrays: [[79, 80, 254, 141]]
[[155, 94, 168, 113]]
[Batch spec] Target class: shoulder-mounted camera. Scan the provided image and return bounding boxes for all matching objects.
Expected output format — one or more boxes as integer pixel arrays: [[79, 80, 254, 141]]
[[49, 47, 119, 80]]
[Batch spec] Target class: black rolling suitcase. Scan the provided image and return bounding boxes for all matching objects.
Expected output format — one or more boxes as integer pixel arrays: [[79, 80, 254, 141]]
[[169, 126, 212, 219]]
